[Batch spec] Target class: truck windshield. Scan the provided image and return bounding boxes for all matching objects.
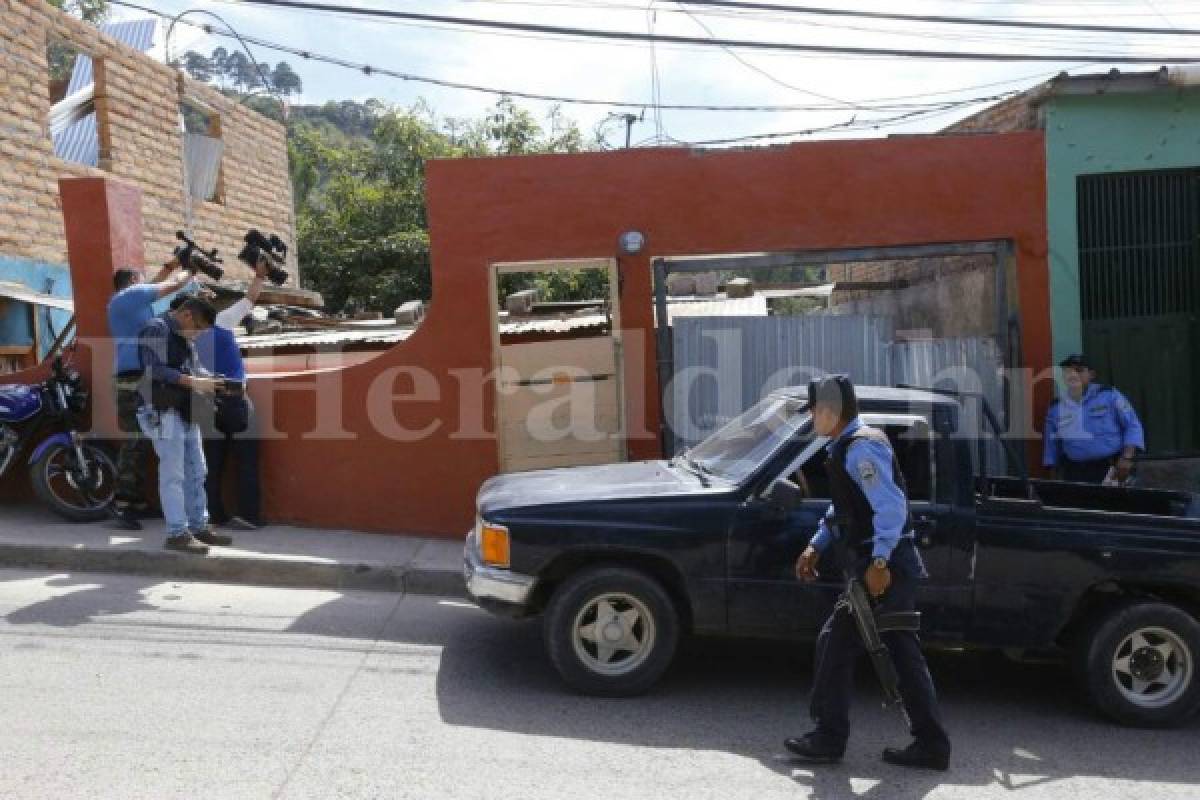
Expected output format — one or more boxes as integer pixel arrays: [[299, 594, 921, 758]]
[[685, 395, 811, 485]]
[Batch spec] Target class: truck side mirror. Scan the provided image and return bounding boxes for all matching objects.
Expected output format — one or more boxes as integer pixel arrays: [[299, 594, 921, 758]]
[[762, 478, 804, 512]]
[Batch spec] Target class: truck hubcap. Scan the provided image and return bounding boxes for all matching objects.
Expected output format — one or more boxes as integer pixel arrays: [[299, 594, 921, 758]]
[[573, 592, 656, 677], [1112, 626, 1192, 709]]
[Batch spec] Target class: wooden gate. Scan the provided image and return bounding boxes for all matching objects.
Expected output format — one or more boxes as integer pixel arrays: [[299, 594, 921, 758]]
[[491, 259, 626, 473]]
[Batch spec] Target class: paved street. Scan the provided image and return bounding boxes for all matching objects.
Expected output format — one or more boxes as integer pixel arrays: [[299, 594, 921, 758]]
[[0, 568, 1195, 800]]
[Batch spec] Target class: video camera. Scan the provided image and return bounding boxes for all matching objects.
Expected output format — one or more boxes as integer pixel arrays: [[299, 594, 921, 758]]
[[238, 229, 289, 286], [174, 230, 224, 282]]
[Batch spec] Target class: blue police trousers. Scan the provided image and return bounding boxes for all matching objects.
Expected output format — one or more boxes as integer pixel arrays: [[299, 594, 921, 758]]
[[808, 540, 950, 749]]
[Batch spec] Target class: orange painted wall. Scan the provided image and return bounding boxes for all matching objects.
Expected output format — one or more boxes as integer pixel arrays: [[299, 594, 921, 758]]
[[28, 134, 1049, 537]]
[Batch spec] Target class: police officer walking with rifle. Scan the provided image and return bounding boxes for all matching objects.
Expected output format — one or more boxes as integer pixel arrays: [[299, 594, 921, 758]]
[[786, 376, 951, 770]]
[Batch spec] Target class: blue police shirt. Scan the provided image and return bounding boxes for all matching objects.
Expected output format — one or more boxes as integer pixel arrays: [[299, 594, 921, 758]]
[[107, 284, 159, 374], [1043, 383, 1145, 467], [808, 417, 911, 561]]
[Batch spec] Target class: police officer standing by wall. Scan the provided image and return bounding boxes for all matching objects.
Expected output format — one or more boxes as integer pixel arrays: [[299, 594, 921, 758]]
[[1043, 354, 1145, 484], [787, 376, 951, 770]]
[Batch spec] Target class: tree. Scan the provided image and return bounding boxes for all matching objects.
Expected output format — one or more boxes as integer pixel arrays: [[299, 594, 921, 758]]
[[210, 47, 231, 90], [181, 50, 214, 83], [47, 0, 108, 23], [294, 99, 594, 314], [272, 61, 303, 97]]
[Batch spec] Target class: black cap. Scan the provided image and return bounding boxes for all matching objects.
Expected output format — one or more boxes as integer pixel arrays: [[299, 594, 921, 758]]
[[1059, 353, 1090, 369], [807, 374, 858, 421]]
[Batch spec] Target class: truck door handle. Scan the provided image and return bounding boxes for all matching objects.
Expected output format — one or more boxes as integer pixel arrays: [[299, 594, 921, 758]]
[[913, 517, 935, 548]]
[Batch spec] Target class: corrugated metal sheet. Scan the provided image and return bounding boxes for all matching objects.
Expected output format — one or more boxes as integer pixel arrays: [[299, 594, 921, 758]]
[[670, 315, 894, 447], [53, 20, 157, 167], [238, 327, 415, 351], [0, 281, 75, 312], [499, 312, 609, 335], [670, 314, 1005, 449], [184, 134, 224, 201], [663, 295, 769, 321]]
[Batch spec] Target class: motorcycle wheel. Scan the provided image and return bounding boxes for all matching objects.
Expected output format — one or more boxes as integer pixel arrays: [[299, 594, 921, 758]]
[[30, 442, 117, 522]]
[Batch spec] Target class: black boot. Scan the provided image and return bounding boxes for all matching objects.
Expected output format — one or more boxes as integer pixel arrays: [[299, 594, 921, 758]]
[[882, 740, 950, 771], [784, 732, 844, 764]]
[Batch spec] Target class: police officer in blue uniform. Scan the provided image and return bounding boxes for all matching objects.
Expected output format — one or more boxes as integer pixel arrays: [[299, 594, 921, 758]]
[[1043, 354, 1145, 484], [785, 376, 951, 770]]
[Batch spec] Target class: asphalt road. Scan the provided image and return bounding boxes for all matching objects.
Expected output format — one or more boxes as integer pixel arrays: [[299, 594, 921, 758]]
[[0, 568, 1195, 800]]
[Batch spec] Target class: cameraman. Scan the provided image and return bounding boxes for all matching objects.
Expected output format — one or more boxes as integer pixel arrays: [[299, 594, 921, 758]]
[[195, 258, 267, 531], [107, 259, 194, 530], [136, 296, 234, 555]]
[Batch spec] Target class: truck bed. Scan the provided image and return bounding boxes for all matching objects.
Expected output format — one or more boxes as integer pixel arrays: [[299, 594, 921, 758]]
[[986, 477, 1200, 518]]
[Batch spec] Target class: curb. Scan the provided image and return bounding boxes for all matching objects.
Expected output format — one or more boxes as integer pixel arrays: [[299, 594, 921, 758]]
[[0, 542, 467, 598]]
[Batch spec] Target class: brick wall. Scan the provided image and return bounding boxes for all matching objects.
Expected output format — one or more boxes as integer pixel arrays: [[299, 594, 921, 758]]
[[0, 0, 295, 281], [941, 85, 1051, 135]]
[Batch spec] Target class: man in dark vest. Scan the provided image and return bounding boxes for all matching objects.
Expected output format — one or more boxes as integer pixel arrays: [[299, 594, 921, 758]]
[[786, 375, 951, 770]]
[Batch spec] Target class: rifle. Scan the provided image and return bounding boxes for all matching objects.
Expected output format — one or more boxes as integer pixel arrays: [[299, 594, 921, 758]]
[[829, 521, 921, 713]]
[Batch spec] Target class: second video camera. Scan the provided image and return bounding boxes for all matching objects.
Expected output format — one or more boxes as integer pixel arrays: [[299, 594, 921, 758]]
[[174, 230, 224, 281], [238, 229, 289, 286]]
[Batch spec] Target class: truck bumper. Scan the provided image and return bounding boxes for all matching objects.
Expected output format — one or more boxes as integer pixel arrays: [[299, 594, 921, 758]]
[[463, 529, 537, 613]]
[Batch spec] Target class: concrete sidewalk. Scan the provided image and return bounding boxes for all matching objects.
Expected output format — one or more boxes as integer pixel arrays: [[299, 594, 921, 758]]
[[0, 506, 465, 596]]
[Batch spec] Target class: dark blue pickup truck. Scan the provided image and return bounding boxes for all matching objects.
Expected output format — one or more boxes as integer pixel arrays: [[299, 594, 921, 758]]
[[464, 386, 1200, 727]]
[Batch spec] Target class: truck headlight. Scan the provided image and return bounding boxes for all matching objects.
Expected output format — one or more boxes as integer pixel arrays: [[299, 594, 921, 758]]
[[480, 522, 511, 569]]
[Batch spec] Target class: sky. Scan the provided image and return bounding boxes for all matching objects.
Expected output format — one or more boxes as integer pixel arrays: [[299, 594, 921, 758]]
[[109, 0, 1200, 147]]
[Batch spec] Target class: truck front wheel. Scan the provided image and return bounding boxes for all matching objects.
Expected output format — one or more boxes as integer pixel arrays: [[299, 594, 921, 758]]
[[544, 566, 680, 697], [1075, 601, 1200, 727]]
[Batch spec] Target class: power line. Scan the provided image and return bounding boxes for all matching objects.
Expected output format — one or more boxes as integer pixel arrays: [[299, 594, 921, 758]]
[[219, 0, 1200, 62], [108, 0, 1038, 113], [672, 0, 1200, 37], [677, 5, 855, 107]]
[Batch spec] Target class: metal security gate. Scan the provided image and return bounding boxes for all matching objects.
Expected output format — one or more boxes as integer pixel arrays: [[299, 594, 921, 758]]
[[1079, 168, 1200, 455], [654, 241, 1019, 455]]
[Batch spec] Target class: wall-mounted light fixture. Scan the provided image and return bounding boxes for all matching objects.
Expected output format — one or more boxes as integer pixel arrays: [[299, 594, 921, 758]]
[[618, 230, 646, 256]]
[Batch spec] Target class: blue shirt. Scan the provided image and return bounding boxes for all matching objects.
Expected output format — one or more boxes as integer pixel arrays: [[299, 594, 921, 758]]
[[107, 285, 159, 374], [195, 327, 244, 381], [809, 417, 911, 561], [1043, 383, 1145, 466]]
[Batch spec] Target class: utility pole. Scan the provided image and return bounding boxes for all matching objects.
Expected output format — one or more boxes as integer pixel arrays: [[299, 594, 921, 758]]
[[620, 109, 645, 148]]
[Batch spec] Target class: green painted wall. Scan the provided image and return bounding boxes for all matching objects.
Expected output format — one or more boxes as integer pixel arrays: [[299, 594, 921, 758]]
[[1043, 90, 1200, 360]]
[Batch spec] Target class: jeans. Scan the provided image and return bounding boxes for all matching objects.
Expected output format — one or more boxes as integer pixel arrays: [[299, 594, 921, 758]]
[[808, 539, 950, 750], [136, 408, 208, 538]]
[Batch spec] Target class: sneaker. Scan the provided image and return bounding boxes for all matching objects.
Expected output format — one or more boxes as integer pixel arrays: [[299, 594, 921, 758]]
[[107, 503, 143, 531], [192, 529, 234, 547], [226, 516, 260, 531], [165, 534, 209, 555]]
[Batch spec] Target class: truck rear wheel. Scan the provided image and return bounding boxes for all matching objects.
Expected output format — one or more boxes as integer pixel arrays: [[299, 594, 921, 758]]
[[544, 566, 679, 697], [1075, 601, 1200, 727]]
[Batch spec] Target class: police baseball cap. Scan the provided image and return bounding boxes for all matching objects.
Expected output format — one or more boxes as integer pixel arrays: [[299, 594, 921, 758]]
[[1059, 353, 1091, 369], [807, 374, 858, 419]]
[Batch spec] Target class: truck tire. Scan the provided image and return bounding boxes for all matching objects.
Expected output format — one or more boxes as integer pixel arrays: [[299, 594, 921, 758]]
[[544, 566, 680, 697], [1075, 601, 1200, 727]]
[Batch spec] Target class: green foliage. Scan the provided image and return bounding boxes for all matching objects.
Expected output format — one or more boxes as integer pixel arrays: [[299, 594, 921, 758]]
[[46, 0, 108, 23], [294, 98, 593, 315]]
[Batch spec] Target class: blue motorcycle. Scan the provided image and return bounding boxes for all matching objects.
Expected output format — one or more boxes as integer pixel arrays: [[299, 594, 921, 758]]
[[0, 355, 116, 521]]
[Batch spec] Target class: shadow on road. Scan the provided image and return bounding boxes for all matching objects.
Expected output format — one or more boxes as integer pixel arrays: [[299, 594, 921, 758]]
[[417, 601, 1200, 799], [3, 574, 158, 627]]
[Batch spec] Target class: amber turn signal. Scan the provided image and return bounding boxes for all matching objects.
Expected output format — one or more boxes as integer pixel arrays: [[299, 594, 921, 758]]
[[480, 523, 511, 568]]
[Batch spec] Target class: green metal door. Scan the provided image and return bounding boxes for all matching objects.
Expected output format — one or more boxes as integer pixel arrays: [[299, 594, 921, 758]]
[[1078, 168, 1200, 456]]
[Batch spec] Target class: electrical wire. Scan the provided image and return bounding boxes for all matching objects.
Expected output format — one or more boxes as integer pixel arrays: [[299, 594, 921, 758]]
[[207, 0, 1200, 63], [672, 0, 1200, 37], [108, 0, 1042, 113], [677, 5, 854, 107]]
